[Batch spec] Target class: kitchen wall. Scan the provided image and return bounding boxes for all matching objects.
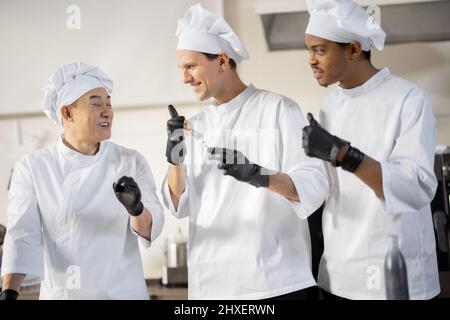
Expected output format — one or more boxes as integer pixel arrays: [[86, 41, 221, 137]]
[[0, 0, 449, 280], [0, 0, 223, 115]]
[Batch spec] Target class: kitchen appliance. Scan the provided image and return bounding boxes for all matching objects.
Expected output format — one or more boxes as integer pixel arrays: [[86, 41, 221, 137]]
[[161, 232, 188, 286]]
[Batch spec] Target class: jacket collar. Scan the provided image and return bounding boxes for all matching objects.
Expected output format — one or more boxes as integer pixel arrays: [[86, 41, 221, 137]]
[[338, 67, 390, 98], [210, 84, 257, 115], [57, 135, 106, 164]]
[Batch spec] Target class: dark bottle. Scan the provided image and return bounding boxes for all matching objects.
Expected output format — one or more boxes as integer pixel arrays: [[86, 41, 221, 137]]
[[384, 235, 410, 300]]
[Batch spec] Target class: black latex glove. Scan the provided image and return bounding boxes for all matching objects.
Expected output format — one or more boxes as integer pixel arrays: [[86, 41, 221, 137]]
[[166, 104, 186, 165], [302, 113, 349, 167], [0, 289, 19, 300], [113, 176, 144, 216], [208, 147, 269, 188]]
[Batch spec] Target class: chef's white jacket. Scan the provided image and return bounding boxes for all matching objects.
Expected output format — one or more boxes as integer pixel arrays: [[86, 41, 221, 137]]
[[1, 138, 164, 299], [162, 84, 329, 299], [317, 68, 440, 299]]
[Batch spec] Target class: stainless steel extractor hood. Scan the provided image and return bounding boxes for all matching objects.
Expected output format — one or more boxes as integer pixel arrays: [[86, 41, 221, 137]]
[[255, 0, 450, 51]]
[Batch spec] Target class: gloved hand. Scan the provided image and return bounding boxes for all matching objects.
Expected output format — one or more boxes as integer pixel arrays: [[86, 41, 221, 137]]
[[208, 147, 269, 188], [0, 289, 19, 300], [113, 176, 144, 216], [302, 113, 364, 172], [302, 112, 349, 166], [166, 104, 186, 165]]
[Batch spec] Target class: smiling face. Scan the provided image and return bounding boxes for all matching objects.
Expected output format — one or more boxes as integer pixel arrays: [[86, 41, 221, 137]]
[[177, 50, 224, 101], [62, 87, 113, 144], [304, 34, 350, 87]]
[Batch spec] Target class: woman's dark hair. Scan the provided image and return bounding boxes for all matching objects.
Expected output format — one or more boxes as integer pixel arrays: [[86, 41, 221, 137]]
[[202, 52, 237, 69]]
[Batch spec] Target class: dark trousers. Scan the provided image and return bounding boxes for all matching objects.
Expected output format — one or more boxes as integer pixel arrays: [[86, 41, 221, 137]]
[[320, 289, 349, 300], [263, 286, 320, 300]]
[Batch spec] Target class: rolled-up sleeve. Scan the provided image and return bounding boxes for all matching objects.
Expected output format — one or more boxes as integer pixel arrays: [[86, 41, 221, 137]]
[[135, 155, 165, 248], [280, 102, 329, 219], [380, 89, 437, 215], [1, 157, 44, 286], [161, 173, 190, 219]]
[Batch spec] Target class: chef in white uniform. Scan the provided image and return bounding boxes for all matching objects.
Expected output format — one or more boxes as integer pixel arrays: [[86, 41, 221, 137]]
[[301, 0, 440, 299], [0, 62, 164, 300], [162, 4, 329, 300]]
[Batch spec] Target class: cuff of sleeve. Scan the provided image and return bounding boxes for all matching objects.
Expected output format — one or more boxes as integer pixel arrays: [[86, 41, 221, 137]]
[[130, 201, 165, 249], [379, 161, 427, 216], [130, 224, 152, 249], [287, 169, 328, 220], [379, 161, 435, 215], [161, 176, 189, 217], [379, 161, 391, 214], [1, 244, 44, 286], [144, 201, 165, 243], [1, 267, 43, 287]]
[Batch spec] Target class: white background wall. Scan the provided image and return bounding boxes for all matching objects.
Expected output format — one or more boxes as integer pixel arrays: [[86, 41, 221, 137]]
[[0, 0, 449, 279], [0, 0, 223, 115]]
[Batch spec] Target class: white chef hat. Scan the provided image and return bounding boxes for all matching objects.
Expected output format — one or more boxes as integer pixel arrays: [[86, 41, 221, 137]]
[[41, 62, 113, 125], [176, 3, 249, 63], [305, 0, 386, 51]]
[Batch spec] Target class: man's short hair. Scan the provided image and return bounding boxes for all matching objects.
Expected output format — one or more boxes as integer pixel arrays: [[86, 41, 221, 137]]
[[337, 42, 371, 61], [202, 52, 237, 69]]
